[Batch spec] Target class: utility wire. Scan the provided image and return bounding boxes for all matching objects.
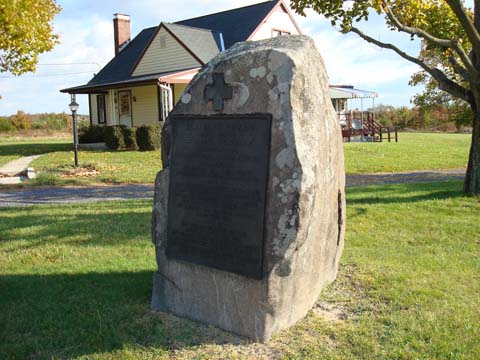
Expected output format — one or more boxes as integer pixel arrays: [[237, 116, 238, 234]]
[[0, 71, 95, 78], [0, 62, 101, 78], [38, 62, 101, 68]]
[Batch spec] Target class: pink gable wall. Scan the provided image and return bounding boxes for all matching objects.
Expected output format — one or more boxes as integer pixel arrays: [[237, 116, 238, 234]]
[[249, 3, 301, 41]]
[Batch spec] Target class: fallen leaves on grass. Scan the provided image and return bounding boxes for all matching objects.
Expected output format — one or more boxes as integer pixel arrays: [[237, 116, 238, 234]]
[[60, 164, 100, 178]]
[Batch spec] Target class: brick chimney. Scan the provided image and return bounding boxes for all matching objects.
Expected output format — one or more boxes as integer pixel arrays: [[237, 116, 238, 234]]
[[113, 14, 130, 55]]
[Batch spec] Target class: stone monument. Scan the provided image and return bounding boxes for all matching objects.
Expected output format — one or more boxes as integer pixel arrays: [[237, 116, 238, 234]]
[[151, 35, 345, 341]]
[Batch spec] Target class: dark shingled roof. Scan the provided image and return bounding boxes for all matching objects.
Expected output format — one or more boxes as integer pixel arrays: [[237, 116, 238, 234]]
[[61, 1, 278, 93], [175, 1, 277, 49], [86, 26, 157, 87]]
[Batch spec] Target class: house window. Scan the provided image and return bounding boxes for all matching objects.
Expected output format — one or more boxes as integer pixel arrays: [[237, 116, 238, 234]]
[[97, 95, 106, 124], [272, 29, 291, 37]]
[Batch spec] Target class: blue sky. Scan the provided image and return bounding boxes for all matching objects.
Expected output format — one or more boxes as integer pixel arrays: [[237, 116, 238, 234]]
[[0, 0, 424, 116]]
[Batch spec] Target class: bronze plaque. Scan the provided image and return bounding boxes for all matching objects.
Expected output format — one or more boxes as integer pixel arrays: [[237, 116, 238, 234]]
[[166, 114, 272, 279]]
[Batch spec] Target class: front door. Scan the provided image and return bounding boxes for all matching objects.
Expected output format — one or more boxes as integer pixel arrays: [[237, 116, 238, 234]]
[[118, 91, 132, 127]]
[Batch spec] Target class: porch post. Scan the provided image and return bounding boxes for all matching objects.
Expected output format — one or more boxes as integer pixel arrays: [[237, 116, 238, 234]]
[[158, 82, 173, 121], [110, 89, 116, 125]]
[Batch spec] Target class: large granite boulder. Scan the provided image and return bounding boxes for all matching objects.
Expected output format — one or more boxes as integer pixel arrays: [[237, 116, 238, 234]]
[[152, 35, 345, 341]]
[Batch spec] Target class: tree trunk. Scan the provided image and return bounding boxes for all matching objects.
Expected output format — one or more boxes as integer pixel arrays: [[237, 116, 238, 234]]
[[465, 3, 480, 195], [464, 101, 480, 195]]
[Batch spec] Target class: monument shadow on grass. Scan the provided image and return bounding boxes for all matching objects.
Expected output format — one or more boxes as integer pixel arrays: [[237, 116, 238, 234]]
[[0, 208, 151, 251], [0, 271, 249, 359]]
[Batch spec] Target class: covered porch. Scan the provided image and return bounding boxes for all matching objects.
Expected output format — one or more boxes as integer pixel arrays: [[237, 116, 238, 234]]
[[60, 68, 199, 128]]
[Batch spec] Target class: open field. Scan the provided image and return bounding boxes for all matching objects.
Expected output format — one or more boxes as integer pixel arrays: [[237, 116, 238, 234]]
[[344, 132, 470, 174], [1, 181, 478, 359]]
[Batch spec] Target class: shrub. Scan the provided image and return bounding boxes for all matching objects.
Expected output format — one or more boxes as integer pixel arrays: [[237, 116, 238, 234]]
[[77, 117, 90, 129], [10, 111, 31, 130], [136, 125, 161, 151], [0, 112, 86, 132], [105, 126, 125, 150], [45, 112, 70, 130], [0, 117, 15, 132], [122, 127, 138, 150], [79, 125, 106, 144], [31, 112, 69, 131]]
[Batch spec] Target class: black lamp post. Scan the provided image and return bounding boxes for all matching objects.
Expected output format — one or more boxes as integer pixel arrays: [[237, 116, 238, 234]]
[[69, 95, 79, 167]]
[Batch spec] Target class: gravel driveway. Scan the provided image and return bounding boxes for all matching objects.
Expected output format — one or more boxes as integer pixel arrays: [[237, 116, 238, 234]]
[[0, 184, 154, 207], [0, 169, 465, 207]]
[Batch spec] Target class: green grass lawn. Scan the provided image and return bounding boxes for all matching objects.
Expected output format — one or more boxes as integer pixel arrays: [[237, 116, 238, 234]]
[[344, 132, 470, 174], [30, 150, 162, 186], [0, 136, 71, 168], [1, 181, 478, 359], [0, 132, 471, 184]]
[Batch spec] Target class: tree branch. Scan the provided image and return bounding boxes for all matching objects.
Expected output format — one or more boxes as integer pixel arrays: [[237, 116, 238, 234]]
[[383, 1, 450, 47], [449, 55, 471, 82], [445, 0, 480, 57], [350, 26, 472, 103], [382, 1, 477, 77]]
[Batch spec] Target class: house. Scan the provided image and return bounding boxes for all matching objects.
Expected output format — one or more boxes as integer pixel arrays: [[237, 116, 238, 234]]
[[60, 0, 302, 127]]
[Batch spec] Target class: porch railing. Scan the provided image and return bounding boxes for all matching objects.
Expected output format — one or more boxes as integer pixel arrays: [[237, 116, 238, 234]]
[[340, 111, 398, 143]]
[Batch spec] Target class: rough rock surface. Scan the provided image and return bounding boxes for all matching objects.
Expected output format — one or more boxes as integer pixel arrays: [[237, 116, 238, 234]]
[[152, 35, 345, 341]]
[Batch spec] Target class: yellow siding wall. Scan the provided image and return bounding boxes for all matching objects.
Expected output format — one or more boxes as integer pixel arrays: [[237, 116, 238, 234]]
[[131, 85, 160, 126], [132, 27, 201, 76], [173, 83, 187, 105]]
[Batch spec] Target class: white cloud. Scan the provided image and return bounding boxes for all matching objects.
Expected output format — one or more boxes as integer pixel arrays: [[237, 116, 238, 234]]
[[313, 30, 419, 87], [295, 9, 422, 102]]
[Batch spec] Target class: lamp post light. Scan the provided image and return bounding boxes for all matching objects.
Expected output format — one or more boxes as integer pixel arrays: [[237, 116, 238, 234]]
[[69, 94, 80, 167]]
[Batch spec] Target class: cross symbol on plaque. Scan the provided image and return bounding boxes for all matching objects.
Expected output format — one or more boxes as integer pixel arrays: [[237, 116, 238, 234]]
[[204, 73, 233, 111]]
